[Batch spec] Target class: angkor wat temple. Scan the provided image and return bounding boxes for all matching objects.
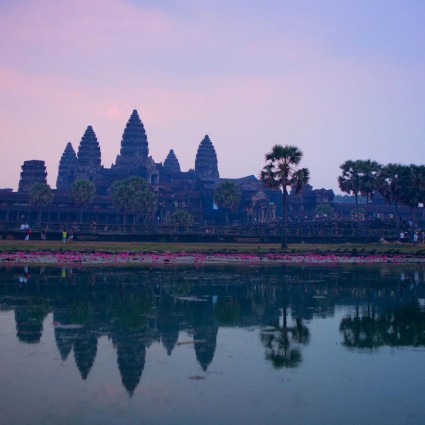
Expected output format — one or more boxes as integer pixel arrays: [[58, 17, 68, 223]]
[[0, 109, 335, 230]]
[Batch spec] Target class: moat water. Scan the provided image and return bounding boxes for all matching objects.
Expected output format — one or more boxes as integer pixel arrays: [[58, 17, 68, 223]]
[[1, 264, 425, 425]]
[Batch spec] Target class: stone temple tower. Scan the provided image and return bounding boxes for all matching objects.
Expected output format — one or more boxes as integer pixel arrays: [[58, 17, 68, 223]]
[[76, 126, 102, 182], [195, 135, 219, 179], [163, 149, 181, 173], [56, 142, 78, 191], [18, 160, 48, 193], [114, 110, 149, 169]]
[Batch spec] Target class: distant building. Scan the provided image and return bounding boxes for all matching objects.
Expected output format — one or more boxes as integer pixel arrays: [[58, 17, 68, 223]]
[[1, 109, 337, 227]]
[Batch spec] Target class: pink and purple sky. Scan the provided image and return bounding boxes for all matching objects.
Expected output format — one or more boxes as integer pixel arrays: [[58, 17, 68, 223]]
[[1, 0, 424, 192]]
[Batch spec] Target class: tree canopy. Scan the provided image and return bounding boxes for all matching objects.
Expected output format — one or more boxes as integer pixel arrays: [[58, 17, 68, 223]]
[[170, 210, 193, 226], [71, 180, 96, 205], [71, 179, 96, 223], [260, 144, 309, 248], [213, 181, 241, 224], [29, 182, 53, 223], [29, 182, 53, 209], [110, 176, 157, 225]]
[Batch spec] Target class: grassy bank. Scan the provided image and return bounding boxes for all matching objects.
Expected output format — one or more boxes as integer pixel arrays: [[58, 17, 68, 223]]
[[1, 240, 424, 256]]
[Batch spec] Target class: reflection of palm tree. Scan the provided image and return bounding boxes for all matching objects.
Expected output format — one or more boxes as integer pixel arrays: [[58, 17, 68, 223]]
[[261, 320, 309, 369], [112, 290, 153, 329], [67, 299, 92, 325], [340, 301, 425, 349], [339, 315, 381, 349], [214, 298, 240, 326], [261, 303, 310, 369]]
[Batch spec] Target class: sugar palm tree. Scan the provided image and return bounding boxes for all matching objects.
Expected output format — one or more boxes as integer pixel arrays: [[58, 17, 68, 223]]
[[111, 176, 157, 226], [29, 182, 53, 225], [170, 210, 193, 227], [110, 180, 133, 226], [358, 160, 382, 227], [70, 179, 96, 223], [260, 145, 309, 248], [399, 164, 425, 223], [338, 160, 363, 209], [213, 181, 241, 225], [377, 164, 408, 233]]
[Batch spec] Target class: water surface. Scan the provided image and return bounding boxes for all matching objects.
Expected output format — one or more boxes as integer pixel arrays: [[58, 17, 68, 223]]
[[1, 264, 425, 425]]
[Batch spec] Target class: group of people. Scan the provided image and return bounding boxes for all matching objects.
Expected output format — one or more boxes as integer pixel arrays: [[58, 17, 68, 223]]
[[22, 227, 74, 242], [400, 230, 424, 245], [61, 229, 74, 242]]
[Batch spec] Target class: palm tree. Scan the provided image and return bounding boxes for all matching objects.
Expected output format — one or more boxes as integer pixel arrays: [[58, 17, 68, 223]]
[[213, 181, 241, 225], [377, 164, 408, 233], [29, 182, 53, 225], [399, 164, 425, 223], [338, 160, 363, 209], [125, 176, 156, 225], [132, 188, 157, 224], [111, 176, 156, 227], [111, 179, 134, 226], [170, 210, 193, 227], [358, 160, 382, 227], [260, 145, 309, 248], [70, 179, 96, 223]]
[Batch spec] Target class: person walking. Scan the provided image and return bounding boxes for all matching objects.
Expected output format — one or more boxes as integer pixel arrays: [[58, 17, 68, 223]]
[[25, 228, 31, 241], [62, 230, 67, 243], [400, 231, 405, 243]]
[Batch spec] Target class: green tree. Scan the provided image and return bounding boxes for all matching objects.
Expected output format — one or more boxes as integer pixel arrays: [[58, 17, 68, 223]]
[[399, 165, 425, 223], [170, 210, 193, 226], [70, 179, 96, 223], [260, 145, 309, 248], [132, 188, 157, 224], [213, 181, 241, 224], [338, 160, 363, 209], [313, 203, 334, 218], [126, 176, 156, 224], [378, 164, 408, 233], [338, 159, 381, 228], [358, 160, 382, 227], [111, 176, 156, 226], [111, 180, 133, 226], [29, 182, 53, 224]]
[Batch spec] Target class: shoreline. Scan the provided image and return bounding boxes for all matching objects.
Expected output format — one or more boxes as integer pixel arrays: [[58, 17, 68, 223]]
[[1, 250, 423, 265]]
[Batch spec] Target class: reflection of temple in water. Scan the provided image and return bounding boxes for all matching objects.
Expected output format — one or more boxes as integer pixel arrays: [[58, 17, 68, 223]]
[[112, 329, 147, 396], [74, 328, 98, 380], [1, 264, 425, 395], [15, 299, 48, 344]]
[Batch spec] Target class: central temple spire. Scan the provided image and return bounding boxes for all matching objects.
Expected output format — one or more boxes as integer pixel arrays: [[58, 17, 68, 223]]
[[114, 110, 149, 168]]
